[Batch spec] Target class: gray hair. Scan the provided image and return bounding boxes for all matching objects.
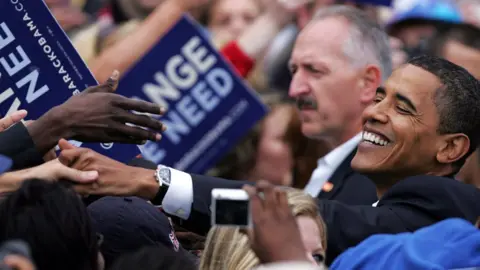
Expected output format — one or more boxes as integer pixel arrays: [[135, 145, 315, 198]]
[[312, 5, 392, 82]]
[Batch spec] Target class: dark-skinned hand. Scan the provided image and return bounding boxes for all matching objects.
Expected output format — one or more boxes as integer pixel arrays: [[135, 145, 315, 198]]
[[27, 71, 167, 154], [57, 139, 158, 199]]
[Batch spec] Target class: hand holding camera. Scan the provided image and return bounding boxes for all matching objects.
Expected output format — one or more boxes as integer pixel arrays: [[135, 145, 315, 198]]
[[211, 181, 308, 264]]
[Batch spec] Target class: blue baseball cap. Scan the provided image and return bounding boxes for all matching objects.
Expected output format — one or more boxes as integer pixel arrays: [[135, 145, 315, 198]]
[[387, 0, 463, 31], [0, 154, 12, 174]]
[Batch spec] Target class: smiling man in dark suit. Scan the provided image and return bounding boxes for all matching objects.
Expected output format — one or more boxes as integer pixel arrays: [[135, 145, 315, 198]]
[[285, 6, 390, 205], [59, 54, 480, 265]]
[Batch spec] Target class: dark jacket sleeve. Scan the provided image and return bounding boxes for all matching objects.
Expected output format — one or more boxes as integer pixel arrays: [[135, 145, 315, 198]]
[[0, 123, 44, 170], [320, 175, 480, 265]]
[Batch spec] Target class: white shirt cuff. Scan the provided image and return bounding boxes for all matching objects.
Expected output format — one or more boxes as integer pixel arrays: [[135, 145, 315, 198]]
[[161, 167, 194, 220]]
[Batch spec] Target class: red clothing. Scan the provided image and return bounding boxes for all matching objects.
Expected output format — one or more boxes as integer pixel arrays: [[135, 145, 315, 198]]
[[220, 41, 255, 78]]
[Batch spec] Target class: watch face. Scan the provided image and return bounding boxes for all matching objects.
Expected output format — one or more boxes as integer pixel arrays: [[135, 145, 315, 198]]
[[159, 168, 171, 185]]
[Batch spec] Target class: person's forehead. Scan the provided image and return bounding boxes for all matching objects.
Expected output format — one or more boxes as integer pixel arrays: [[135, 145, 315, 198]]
[[386, 65, 442, 100], [297, 216, 322, 249], [443, 40, 480, 80], [291, 17, 350, 62]]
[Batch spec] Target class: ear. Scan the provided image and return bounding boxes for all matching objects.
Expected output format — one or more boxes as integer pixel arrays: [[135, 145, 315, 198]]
[[359, 64, 382, 104], [435, 133, 470, 164]]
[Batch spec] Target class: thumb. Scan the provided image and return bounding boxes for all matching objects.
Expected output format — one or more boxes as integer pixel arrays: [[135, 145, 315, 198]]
[[0, 110, 28, 131], [59, 166, 99, 183], [58, 138, 76, 150], [104, 70, 120, 92], [83, 70, 120, 94]]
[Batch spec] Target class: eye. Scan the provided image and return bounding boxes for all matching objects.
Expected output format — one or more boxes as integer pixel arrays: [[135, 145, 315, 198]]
[[289, 65, 297, 75], [312, 254, 324, 264], [373, 95, 384, 103], [305, 65, 322, 74], [396, 106, 410, 114]]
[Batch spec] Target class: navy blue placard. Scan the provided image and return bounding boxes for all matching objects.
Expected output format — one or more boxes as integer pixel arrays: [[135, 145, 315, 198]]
[[0, 0, 141, 163], [117, 15, 268, 174]]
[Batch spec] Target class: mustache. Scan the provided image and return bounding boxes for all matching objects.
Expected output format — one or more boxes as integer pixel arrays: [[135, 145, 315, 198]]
[[296, 97, 318, 110]]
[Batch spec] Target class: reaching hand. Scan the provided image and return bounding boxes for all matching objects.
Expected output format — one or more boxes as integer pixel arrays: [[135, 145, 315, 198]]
[[57, 139, 155, 198], [48, 70, 165, 144], [0, 110, 27, 132], [243, 181, 308, 264], [24, 159, 98, 183], [26, 71, 167, 154]]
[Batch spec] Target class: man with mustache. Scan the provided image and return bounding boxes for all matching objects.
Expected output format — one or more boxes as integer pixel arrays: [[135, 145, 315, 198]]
[[102, 5, 386, 208], [53, 2, 480, 265], [286, 3, 391, 205], [269, 5, 391, 204], [58, 53, 480, 265]]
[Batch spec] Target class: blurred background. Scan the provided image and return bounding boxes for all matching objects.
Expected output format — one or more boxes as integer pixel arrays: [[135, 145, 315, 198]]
[[48, 0, 480, 189]]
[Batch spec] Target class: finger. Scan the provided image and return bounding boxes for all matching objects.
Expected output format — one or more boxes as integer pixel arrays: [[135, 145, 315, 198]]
[[58, 138, 76, 150], [274, 188, 289, 216], [257, 180, 276, 210], [116, 111, 166, 132], [84, 70, 120, 94], [243, 184, 257, 198], [56, 163, 99, 183], [0, 109, 28, 131], [58, 148, 90, 167], [114, 96, 166, 115], [106, 70, 120, 92], [109, 122, 162, 142], [3, 255, 35, 270]]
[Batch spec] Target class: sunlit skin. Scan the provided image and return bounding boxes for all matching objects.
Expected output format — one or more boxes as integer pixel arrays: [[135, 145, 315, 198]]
[[288, 17, 380, 148], [351, 64, 470, 196]]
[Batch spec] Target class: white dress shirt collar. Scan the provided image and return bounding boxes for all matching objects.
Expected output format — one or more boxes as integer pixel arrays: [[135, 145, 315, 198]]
[[322, 133, 362, 170]]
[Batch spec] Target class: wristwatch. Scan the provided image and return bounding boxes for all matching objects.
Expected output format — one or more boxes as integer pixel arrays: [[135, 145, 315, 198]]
[[151, 166, 171, 206]]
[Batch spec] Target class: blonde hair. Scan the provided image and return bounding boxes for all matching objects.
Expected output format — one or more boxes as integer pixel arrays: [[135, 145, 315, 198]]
[[199, 189, 327, 270]]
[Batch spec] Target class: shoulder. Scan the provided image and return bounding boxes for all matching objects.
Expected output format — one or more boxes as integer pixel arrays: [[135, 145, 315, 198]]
[[386, 175, 478, 194], [379, 175, 480, 223]]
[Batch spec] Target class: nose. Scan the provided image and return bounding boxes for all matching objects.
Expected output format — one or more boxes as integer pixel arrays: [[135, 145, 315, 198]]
[[289, 72, 310, 98], [362, 102, 388, 125], [230, 17, 248, 37]]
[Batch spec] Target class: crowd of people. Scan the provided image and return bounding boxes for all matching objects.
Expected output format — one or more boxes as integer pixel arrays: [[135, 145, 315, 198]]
[[0, 0, 480, 269]]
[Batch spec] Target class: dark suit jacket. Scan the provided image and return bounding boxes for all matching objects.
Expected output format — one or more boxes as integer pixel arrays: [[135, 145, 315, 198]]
[[0, 123, 43, 170], [316, 150, 377, 205], [172, 174, 480, 265]]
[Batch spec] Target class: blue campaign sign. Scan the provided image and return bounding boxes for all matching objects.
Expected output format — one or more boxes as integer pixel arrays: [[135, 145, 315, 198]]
[[0, 0, 140, 162], [116, 15, 268, 174]]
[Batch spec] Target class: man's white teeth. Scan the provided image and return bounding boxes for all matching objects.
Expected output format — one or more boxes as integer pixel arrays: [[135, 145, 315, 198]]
[[362, 131, 389, 146]]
